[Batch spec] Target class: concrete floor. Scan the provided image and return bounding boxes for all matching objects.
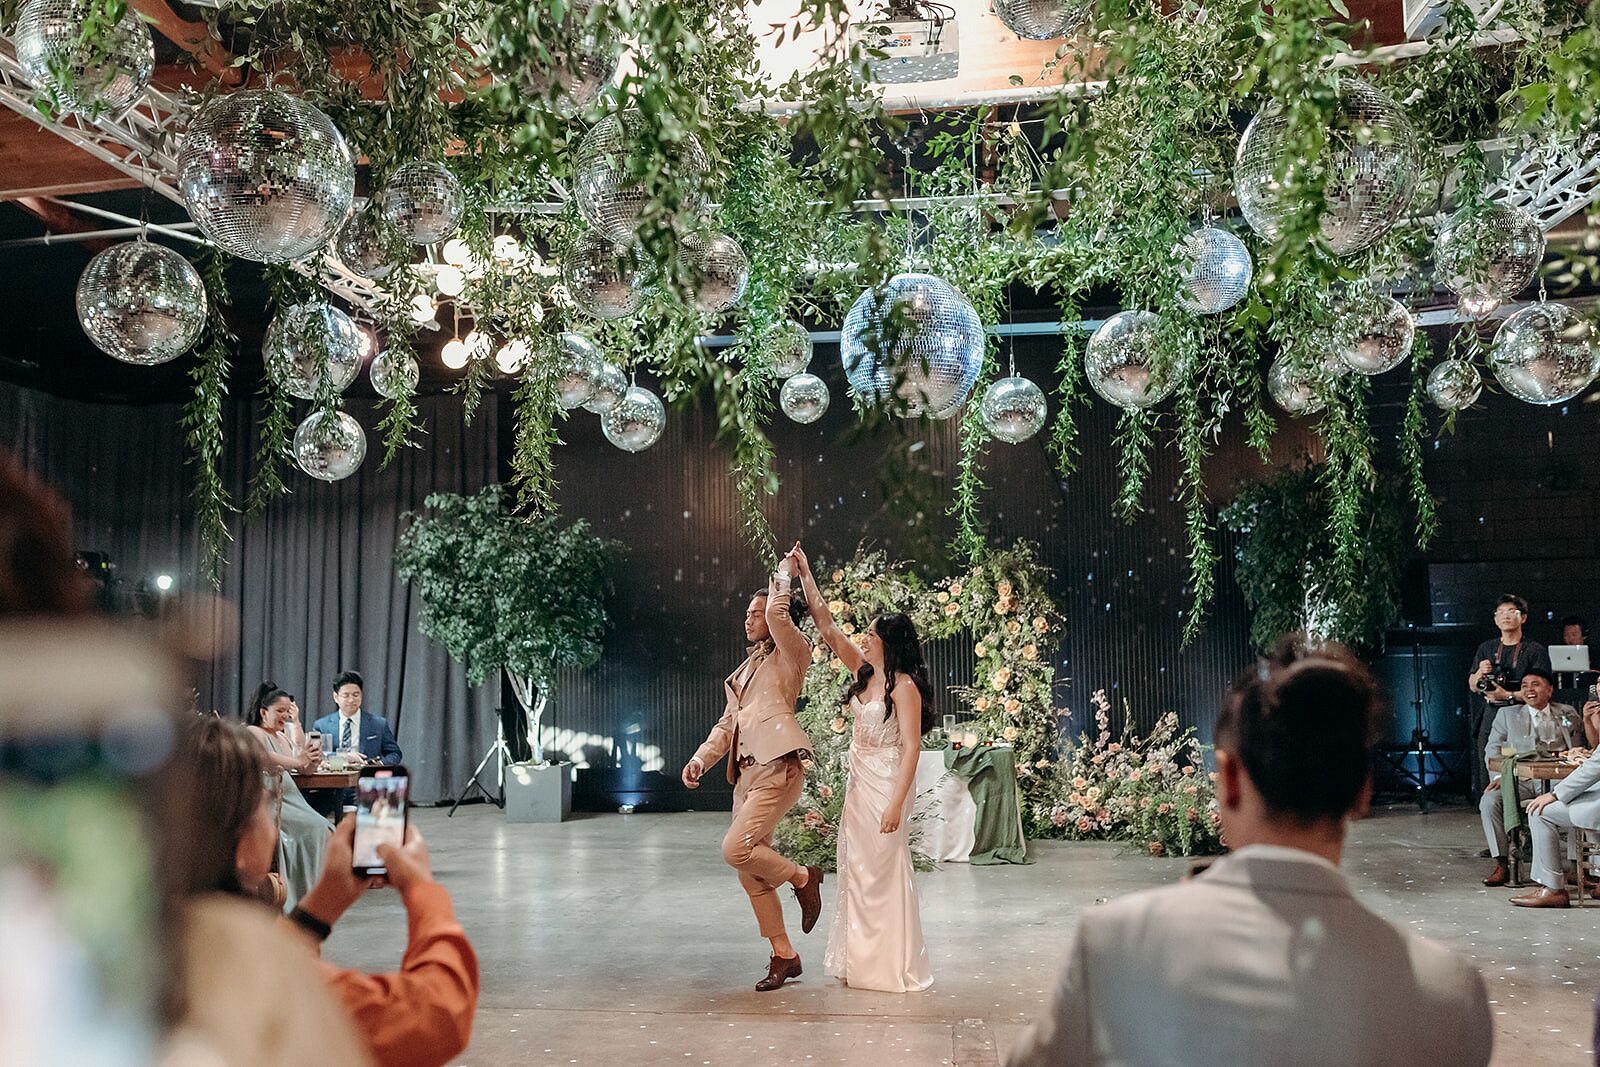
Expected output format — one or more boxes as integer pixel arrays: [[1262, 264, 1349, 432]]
[[323, 804, 1598, 1066]]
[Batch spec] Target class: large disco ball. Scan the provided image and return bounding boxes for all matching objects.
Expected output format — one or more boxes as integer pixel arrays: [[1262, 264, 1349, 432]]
[[380, 161, 463, 245], [993, 0, 1089, 39], [548, 332, 604, 410], [264, 302, 363, 400], [1084, 310, 1181, 410], [1425, 358, 1482, 412], [15, 0, 154, 119], [769, 320, 812, 378], [780, 372, 830, 424], [1338, 296, 1415, 375], [75, 242, 206, 366], [178, 89, 355, 263], [572, 110, 709, 244], [583, 361, 628, 413], [1235, 78, 1420, 256], [561, 231, 646, 319], [1176, 227, 1253, 315], [1435, 203, 1545, 317], [840, 273, 985, 417], [602, 385, 666, 452], [1267, 356, 1328, 416], [981, 375, 1048, 444], [1489, 302, 1600, 405], [369, 351, 419, 400], [335, 200, 404, 281], [491, 0, 619, 113], [294, 409, 367, 482], [681, 233, 749, 314]]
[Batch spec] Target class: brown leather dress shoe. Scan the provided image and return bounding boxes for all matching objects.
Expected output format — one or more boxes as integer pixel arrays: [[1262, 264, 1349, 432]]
[[755, 953, 802, 992], [1509, 886, 1571, 908], [1482, 863, 1510, 887], [795, 865, 824, 934]]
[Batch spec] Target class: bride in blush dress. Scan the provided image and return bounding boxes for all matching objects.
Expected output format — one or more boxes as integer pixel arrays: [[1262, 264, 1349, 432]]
[[793, 546, 934, 993]]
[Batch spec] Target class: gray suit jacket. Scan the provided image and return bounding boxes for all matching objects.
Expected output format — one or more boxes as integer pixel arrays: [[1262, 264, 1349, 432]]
[[1555, 748, 1600, 830], [1005, 846, 1492, 1067], [1484, 702, 1581, 775]]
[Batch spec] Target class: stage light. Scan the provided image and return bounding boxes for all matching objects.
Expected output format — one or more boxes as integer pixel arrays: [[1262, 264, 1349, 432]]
[[154, 574, 173, 592]]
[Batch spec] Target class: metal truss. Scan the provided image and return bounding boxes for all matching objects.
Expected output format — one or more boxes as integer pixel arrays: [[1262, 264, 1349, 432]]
[[1484, 137, 1600, 232], [0, 39, 377, 312]]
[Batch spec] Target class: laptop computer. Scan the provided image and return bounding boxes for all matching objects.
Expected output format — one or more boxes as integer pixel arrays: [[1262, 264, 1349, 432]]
[[1550, 644, 1591, 672]]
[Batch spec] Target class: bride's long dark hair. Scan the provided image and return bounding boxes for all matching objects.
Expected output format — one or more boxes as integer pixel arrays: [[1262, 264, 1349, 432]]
[[841, 613, 935, 735]]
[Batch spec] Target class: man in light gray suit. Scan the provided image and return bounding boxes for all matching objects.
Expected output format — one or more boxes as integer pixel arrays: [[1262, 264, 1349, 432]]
[[1006, 640, 1493, 1067], [1510, 746, 1600, 908], [1479, 666, 1581, 887]]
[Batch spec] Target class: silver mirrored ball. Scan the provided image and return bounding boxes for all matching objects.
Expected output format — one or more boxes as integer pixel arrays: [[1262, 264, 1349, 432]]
[[548, 332, 604, 410], [369, 351, 419, 400], [1489, 301, 1600, 405], [1338, 296, 1415, 375], [993, 0, 1089, 39], [15, 0, 154, 119], [1425, 359, 1482, 412], [1085, 310, 1180, 410], [980, 375, 1048, 444], [380, 161, 464, 245], [681, 233, 749, 314], [602, 385, 666, 452], [572, 110, 709, 244], [780, 372, 830, 424], [294, 409, 366, 482], [76, 241, 206, 365], [769, 320, 813, 378], [1435, 203, 1545, 314], [264, 302, 363, 400], [1267, 356, 1328, 416], [840, 273, 984, 417], [583, 361, 628, 414], [336, 200, 404, 281], [561, 231, 646, 320], [1176, 226, 1253, 315]]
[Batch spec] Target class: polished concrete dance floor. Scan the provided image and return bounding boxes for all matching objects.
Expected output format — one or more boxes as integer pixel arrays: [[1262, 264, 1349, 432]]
[[324, 805, 1595, 1066]]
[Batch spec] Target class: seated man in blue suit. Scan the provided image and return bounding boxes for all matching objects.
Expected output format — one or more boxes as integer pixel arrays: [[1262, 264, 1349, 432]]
[[312, 670, 403, 766]]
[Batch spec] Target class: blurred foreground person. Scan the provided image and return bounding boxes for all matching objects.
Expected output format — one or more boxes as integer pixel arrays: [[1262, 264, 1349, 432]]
[[1007, 639, 1492, 1067]]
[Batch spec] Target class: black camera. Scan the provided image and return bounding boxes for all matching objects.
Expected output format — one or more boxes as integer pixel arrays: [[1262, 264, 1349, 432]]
[[1475, 671, 1506, 695]]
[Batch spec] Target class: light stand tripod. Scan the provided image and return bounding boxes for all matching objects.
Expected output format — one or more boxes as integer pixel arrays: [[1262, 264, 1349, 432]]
[[449, 710, 513, 816], [1384, 634, 1460, 811]]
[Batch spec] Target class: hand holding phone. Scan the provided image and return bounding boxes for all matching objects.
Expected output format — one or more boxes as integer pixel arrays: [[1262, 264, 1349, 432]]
[[352, 765, 409, 877]]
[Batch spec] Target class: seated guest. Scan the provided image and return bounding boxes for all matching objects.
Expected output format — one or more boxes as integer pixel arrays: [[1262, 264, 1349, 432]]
[[1480, 667, 1581, 887], [313, 670, 403, 766], [1509, 745, 1600, 908], [247, 682, 334, 910], [1006, 639, 1492, 1067]]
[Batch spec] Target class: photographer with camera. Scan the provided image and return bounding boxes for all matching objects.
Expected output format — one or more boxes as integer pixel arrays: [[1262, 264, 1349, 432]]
[[1468, 594, 1551, 797]]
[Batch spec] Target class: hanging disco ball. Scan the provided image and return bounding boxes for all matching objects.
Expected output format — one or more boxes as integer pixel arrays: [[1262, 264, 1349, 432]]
[[369, 351, 419, 400], [1267, 356, 1328, 416], [178, 89, 355, 263], [548, 332, 604, 410], [839, 273, 985, 417], [75, 242, 207, 366], [602, 385, 666, 452], [583, 361, 628, 413], [264, 302, 363, 400], [681, 233, 749, 314], [15, 0, 154, 120], [572, 110, 709, 244], [769, 320, 812, 378], [1489, 301, 1600, 405], [1338, 296, 1415, 376], [992, 0, 1089, 39], [335, 200, 405, 281], [1235, 78, 1420, 256], [491, 0, 620, 114], [780, 372, 830, 424], [1175, 227, 1253, 315], [294, 409, 367, 482], [561, 231, 646, 320], [380, 161, 464, 245], [1425, 358, 1482, 412], [1435, 203, 1545, 317], [1084, 310, 1182, 410], [980, 375, 1048, 444]]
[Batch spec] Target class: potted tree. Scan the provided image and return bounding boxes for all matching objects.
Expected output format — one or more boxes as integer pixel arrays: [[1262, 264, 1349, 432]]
[[395, 487, 616, 821]]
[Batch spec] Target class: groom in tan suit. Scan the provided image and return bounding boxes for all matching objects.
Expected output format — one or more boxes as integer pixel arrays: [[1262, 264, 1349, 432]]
[[683, 554, 823, 992]]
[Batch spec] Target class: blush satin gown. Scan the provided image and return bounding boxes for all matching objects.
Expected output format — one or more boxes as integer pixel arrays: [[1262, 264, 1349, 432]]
[[823, 697, 934, 992]]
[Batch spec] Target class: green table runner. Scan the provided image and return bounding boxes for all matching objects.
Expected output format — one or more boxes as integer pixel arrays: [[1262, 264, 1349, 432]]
[[1501, 752, 1526, 835], [944, 746, 1030, 865]]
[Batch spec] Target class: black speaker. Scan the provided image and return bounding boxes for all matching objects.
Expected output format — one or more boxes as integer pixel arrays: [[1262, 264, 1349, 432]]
[[1399, 559, 1432, 626]]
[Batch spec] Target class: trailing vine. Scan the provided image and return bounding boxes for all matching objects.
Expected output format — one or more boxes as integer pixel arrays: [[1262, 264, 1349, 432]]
[[180, 249, 235, 585]]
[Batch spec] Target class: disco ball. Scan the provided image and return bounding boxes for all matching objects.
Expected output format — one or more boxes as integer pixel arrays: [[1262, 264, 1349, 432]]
[[839, 273, 985, 417], [335, 200, 404, 281], [1435, 203, 1545, 314], [177, 89, 355, 263], [583, 361, 628, 413], [561, 231, 646, 320], [75, 242, 206, 366], [1235, 78, 1420, 256], [548, 332, 604, 410], [1084, 310, 1181, 410], [572, 110, 709, 244], [493, 0, 619, 113], [1489, 301, 1600, 405], [780, 372, 830, 424], [1338, 296, 1415, 376], [369, 351, 419, 400], [602, 385, 666, 452], [294, 409, 367, 482], [15, 0, 154, 119], [681, 233, 749, 314], [1425, 358, 1482, 412], [980, 375, 1048, 444], [993, 0, 1089, 39], [380, 161, 463, 245], [769, 320, 812, 378], [1175, 227, 1253, 315], [1267, 356, 1327, 416], [264, 302, 363, 400]]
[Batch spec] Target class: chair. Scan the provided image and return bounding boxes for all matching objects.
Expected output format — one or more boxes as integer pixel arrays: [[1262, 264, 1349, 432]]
[[1574, 828, 1600, 909]]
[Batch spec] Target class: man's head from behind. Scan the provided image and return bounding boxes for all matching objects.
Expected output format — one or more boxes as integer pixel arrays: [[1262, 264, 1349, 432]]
[[1214, 638, 1384, 849]]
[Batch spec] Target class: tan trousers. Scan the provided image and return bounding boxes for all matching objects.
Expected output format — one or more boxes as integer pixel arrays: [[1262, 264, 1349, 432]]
[[723, 753, 804, 938]]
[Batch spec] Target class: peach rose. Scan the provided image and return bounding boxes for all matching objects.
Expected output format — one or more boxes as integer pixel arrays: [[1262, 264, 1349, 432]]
[[1182, 765, 1195, 776], [1002, 726, 1019, 742], [1148, 841, 1164, 856], [818, 784, 833, 799], [1072, 776, 1088, 789], [1129, 770, 1142, 783], [1007, 620, 1023, 635], [832, 569, 845, 583], [856, 580, 871, 591], [945, 603, 959, 616], [841, 622, 855, 635], [1076, 816, 1093, 832], [1183, 784, 1198, 796], [1004, 698, 1022, 715], [937, 591, 950, 603], [811, 646, 827, 663], [974, 643, 988, 658], [1051, 809, 1069, 827], [992, 667, 1013, 688], [1157, 802, 1172, 815], [827, 599, 846, 615], [1033, 616, 1048, 633], [1186, 808, 1200, 822], [949, 583, 963, 596], [1108, 742, 1122, 754], [831, 717, 847, 734], [1085, 786, 1100, 802], [997, 580, 1014, 597], [975, 697, 991, 711], [804, 810, 825, 829], [1022, 644, 1038, 661]]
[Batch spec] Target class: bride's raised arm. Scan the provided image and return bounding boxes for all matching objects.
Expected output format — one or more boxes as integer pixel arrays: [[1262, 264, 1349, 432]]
[[792, 543, 866, 675]]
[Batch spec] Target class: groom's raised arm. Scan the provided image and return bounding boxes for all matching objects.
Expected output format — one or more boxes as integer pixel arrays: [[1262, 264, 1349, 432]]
[[765, 580, 811, 671]]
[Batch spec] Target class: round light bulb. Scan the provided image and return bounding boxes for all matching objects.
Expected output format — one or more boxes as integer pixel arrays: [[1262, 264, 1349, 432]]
[[441, 238, 472, 267], [435, 265, 467, 297], [408, 293, 437, 324], [354, 324, 377, 360], [440, 338, 470, 369], [154, 574, 173, 592], [496, 339, 530, 374], [463, 329, 489, 357], [492, 234, 523, 264]]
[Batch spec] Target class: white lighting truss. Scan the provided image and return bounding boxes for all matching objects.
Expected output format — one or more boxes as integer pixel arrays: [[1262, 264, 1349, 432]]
[[1482, 137, 1600, 232]]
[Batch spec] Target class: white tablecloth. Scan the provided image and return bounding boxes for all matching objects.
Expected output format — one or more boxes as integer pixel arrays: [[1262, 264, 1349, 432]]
[[911, 749, 977, 862]]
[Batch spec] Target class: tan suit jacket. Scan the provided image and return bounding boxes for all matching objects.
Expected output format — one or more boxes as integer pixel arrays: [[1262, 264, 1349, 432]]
[[694, 586, 814, 783]]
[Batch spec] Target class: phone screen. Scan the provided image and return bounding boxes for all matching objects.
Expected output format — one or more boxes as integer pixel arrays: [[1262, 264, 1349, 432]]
[[352, 767, 408, 875]]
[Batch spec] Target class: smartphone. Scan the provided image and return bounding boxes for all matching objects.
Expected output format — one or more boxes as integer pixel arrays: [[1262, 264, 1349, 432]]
[[352, 764, 409, 876]]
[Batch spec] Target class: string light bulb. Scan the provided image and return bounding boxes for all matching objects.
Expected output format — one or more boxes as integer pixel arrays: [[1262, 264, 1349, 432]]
[[495, 338, 530, 374], [408, 293, 437, 324], [441, 238, 472, 267], [434, 265, 466, 297], [440, 337, 470, 369]]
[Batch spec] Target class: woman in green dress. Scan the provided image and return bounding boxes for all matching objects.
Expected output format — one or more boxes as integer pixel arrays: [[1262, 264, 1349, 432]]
[[246, 682, 333, 910]]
